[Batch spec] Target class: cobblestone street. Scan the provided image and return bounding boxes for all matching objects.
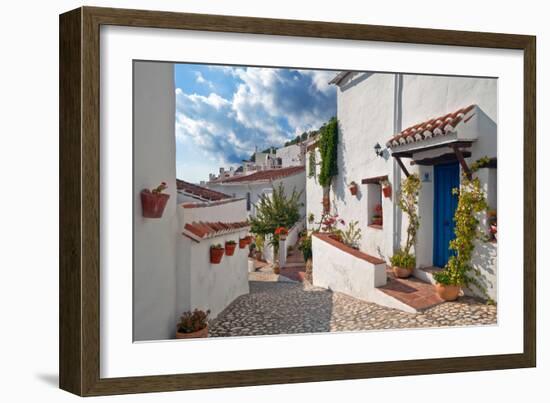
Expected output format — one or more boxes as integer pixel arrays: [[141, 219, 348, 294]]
[[209, 274, 497, 337]]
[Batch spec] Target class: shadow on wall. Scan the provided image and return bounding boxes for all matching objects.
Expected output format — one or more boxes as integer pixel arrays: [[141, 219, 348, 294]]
[[469, 240, 497, 299]]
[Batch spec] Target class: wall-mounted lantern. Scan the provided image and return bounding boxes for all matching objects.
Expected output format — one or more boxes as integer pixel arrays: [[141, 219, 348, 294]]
[[374, 142, 382, 157]]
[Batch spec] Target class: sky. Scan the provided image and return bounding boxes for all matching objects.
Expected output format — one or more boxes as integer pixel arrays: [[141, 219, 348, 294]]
[[174, 63, 337, 183]]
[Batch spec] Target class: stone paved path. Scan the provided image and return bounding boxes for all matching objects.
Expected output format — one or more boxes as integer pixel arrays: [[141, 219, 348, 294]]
[[209, 278, 497, 337]]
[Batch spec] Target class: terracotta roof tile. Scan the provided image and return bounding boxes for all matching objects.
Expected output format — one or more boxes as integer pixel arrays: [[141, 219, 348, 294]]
[[182, 220, 250, 241], [386, 105, 476, 148], [217, 166, 305, 183], [176, 179, 231, 201]]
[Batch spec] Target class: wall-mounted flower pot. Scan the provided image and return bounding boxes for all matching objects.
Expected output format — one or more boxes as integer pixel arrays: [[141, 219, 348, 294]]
[[245, 236, 253, 245], [349, 183, 358, 196], [210, 247, 224, 264], [239, 238, 248, 249], [382, 185, 392, 198], [141, 190, 170, 218], [176, 325, 208, 339], [435, 283, 460, 301], [225, 242, 237, 256]]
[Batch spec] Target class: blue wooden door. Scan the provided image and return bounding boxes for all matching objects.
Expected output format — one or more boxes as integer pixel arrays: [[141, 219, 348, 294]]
[[433, 162, 460, 268]]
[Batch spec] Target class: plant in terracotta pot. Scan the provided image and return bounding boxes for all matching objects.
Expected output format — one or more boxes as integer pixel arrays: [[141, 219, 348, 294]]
[[239, 237, 248, 249], [371, 203, 383, 226], [176, 309, 210, 339], [433, 158, 491, 302], [140, 181, 170, 218], [390, 249, 415, 278], [381, 179, 392, 198], [272, 261, 281, 275], [390, 174, 421, 277], [210, 244, 224, 264], [349, 181, 358, 196], [225, 240, 237, 256]]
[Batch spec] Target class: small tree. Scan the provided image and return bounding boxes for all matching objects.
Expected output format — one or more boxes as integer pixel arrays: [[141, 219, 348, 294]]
[[391, 173, 421, 269], [249, 183, 303, 238]]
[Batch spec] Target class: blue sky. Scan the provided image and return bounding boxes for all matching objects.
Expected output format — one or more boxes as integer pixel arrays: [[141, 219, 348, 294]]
[[174, 63, 337, 183]]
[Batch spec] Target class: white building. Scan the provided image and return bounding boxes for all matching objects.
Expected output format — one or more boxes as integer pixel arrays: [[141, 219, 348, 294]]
[[207, 166, 307, 218], [308, 71, 497, 302], [133, 62, 250, 341]]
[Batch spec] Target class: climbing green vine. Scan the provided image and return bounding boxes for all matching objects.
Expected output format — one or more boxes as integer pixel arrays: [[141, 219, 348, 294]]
[[433, 157, 491, 300], [391, 173, 421, 268], [318, 117, 338, 188], [308, 150, 316, 178]]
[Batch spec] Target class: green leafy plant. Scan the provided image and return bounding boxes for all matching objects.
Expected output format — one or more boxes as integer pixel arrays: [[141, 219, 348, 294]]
[[308, 213, 315, 224], [225, 240, 236, 245], [177, 309, 210, 333], [298, 233, 313, 261], [390, 173, 421, 268], [340, 220, 362, 249], [210, 244, 223, 250], [318, 117, 338, 188], [249, 183, 303, 237], [254, 235, 264, 253], [390, 249, 416, 269], [433, 157, 490, 295]]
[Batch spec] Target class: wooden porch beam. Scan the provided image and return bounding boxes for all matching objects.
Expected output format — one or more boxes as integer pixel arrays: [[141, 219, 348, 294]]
[[394, 156, 410, 177], [450, 144, 471, 179]]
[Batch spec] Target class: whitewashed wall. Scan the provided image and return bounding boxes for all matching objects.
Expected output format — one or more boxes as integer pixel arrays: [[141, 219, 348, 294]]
[[133, 62, 178, 342], [177, 198, 250, 319], [276, 144, 303, 167], [312, 235, 387, 299], [330, 72, 401, 260], [179, 198, 247, 223]]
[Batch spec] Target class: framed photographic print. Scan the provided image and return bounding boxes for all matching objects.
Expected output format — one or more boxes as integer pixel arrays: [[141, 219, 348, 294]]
[[59, 6, 536, 396]]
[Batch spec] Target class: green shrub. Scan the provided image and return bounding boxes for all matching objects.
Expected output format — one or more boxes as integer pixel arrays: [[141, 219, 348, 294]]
[[389, 249, 415, 269]]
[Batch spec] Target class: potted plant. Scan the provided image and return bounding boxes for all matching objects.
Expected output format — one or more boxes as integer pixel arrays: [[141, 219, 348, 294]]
[[274, 226, 288, 240], [349, 181, 358, 196], [210, 244, 224, 264], [176, 309, 210, 339], [140, 181, 169, 218], [371, 203, 383, 226], [239, 237, 248, 249], [272, 261, 281, 275], [381, 179, 392, 198], [390, 249, 415, 278], [225, 240, 237, 256], [432, 270, 461, 301], [254, 235, 264, 260]]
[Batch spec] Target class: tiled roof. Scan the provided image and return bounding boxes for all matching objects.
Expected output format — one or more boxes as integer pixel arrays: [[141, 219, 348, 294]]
[[181, 198, 245, 209], [182, 220, 250, 241], [176, 179, 231, 201], [386, 105, 476, 148], [217, 166, 305, 183]]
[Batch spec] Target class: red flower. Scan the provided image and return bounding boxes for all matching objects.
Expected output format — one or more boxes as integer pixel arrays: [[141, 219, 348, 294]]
[[274, 226, 288, 236]]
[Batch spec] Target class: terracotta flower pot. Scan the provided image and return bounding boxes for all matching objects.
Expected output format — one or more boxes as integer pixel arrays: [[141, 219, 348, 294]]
[[435, 283, 461, 301], [176, 325, 208, 339], [273, 264, 281, 275], [349, 184, 358, 196], [245, 236, 253, 245], [239, 238, 247, 249], [210, 247, 224, 264], [371, 217, 383, 226], [382, 185, 392, 198], [393, 266, 413, 278], [140, 190, 170, 218], [225, 242, 237, 256]]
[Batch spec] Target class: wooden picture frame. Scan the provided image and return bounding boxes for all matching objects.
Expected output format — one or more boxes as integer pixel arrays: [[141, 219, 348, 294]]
[[59, 6, 536, 396]]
